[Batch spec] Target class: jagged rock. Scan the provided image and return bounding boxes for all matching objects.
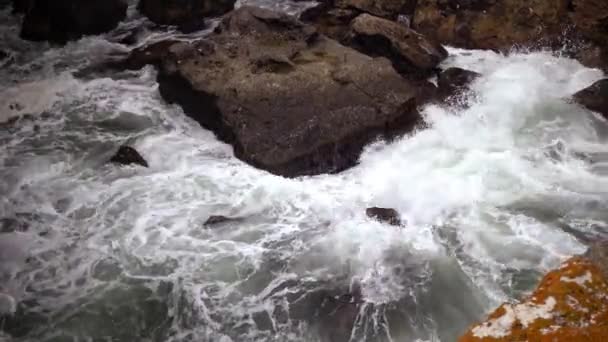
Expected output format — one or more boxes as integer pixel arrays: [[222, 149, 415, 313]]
[[366, 207, 402, 226], [300, 4, 359, 42], [335, 0, 416, 18], [349, 13, 447, 76], [142, 6, 429, 177], [19, 0, 127, 43], [436, 67, 480, 104], [109, 145, 149, 168], [203, 215, 232, 226], [573, 79, 608, 120], [412, 0, 571, 51], [138, 0, 236, 26], [459, 257, 608, 341]]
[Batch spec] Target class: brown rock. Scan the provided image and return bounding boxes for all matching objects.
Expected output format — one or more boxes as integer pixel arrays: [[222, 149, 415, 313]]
[[336, 0, 416, 18], [20, 0, 127, 43], [150, 6, 428, 177], [138, 0, 236, 26], [300, 4, 360, 43], [412, 0, 571, 51], [459, 257, 608, 342], [573, 79, 608, 120], [366, 207, 402, 226], [571, 0, 608, 47], [349, 13, 448, 76], [109, 145, 149, 168]]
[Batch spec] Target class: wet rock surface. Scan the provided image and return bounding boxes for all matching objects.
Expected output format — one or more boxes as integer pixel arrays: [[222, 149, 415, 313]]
[[349, 13, 447, 76], [19, 0, 127, 43], [366, 207, 402, 226], [146, 6, 429, 177], [109, 145, 149, 168], [435, 67, 480, 104], [573, 79, 608, 120], [335, 0, 416, 19]]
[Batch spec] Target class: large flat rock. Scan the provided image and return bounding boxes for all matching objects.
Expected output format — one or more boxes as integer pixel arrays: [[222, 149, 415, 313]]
[[154, 6, 430, 177]]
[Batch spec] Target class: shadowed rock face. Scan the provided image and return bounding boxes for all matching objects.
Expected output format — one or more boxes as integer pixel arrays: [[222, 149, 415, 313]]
[[147, 6, 430, 177], [573, 79, 608, 120], [412, 0, 571, 51], [349, 13, 447, 77], [19, 0, 127, 43], [138, 0, 236, 25], [335, 0, 417, 18], [109, 146, 149, 168]]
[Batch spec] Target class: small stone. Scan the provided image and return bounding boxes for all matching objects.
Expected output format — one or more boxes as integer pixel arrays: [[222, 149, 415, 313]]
[[366, 207, 402, 226], [109, 145, 149, 168]]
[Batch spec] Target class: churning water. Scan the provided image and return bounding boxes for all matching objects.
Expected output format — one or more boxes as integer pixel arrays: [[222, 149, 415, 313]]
[[1, 1, 608, 341]]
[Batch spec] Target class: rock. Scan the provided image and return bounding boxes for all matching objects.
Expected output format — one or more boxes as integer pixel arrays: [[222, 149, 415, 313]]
[[19, 0, 127, 43], [349, 13, 448, 76], [571, 0, 608, 48], [335, 0, 416, 19], [204, 215, 232, 226], [573, 79, 608, 120], [412, 0, 571, 51], [585, 240, 608, 279], [574, 44, 608, 72], [150, 6, 428, 177], [0, 217, 29, 233], [138, 0, 236, 26], [11, 0, 34, 13], [436, 67, 480, 104], [459, 257, 608, 341], [300, 4, 360, 42], [109, 145, 149, 168], [122, 40, 181, 70], [366, 207, 402, 226]]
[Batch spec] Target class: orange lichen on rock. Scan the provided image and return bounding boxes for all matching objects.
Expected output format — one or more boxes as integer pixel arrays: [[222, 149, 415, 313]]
[[459, 257, 608, 342]]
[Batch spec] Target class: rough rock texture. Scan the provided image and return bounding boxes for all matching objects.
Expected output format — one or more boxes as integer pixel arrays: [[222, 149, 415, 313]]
[[138, 0, 236, 26], [459, 257, 608, 341], [412, 0, 571, 51], [109, 146, 149, 168], [571, 0, 608, 47], [349, 13, 447, 76], [19, 0, 127, 43], [300, 5, 359, 43], [151, 6, 428, 177], [585, 240, 608, 279], [366, 207, 402, 226], [573, 79, 608, 120], [335, 0, 416, 18], [436, 67, 480, 104]]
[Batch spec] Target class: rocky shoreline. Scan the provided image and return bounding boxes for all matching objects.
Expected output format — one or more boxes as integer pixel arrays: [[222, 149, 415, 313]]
[[3, 0, 608, 340]]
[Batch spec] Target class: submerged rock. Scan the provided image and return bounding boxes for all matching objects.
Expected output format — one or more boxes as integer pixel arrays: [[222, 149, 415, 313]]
[[366, 207, 402, 226], [335, 0, 416, 19], [349, 13, 448, 76], [109, 146, 149, 168], [147, 6, 428, 177], [435, 67, 480, 104], [19, 0, 127, 43], [138, 0, 236, 26], [459, 257, 608, 341], [573, 79, 608, 120]]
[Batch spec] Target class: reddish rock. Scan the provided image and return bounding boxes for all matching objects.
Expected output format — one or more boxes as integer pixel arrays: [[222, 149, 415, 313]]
[[459, 257, 608, 342]]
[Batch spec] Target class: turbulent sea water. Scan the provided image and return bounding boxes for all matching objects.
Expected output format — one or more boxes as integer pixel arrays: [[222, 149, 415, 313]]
[[1, 1, 608, 341]]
